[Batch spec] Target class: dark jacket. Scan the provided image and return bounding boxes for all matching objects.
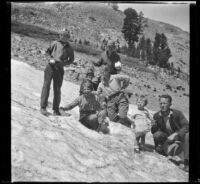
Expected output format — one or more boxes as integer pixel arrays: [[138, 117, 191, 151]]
[[151, 109, 189, 141], [46, 40, 74, 66], [93, 50, 120, 74]]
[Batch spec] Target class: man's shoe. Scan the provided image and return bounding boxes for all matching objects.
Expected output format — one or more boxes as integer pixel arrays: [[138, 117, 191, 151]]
[[53, 110, 61, 116], [155, 145, 166, 155], [135, 148, 141, 154], [40, 108, 49, 116]]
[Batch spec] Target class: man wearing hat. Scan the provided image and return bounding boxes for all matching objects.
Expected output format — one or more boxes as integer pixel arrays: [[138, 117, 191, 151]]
[[40, 29, 75, 116], [93, 40, 121, 75], [151, 94, 189, 172]]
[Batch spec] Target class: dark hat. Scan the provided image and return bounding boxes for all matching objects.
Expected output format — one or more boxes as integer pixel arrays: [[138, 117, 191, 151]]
[[59, 28, 70, 40]]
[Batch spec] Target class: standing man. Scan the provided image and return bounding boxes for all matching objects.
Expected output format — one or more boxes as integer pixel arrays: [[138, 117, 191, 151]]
[[40, 29, 74, 116], [93, 40, 121, 75], [151, 94, 189, 172], [97, 66, 133, 128]]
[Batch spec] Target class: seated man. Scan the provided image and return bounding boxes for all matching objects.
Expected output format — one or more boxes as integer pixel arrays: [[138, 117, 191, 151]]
[[151, 94, 189, 172], [60, 80, 109, 134], [97, 66, 133, 128]]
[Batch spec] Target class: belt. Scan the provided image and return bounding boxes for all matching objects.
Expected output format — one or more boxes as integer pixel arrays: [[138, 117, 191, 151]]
[[107, 91, 123, 100]]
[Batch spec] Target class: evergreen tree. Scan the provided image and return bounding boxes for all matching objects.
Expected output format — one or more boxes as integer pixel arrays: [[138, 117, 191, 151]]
[[140, 35, 146, 50], [157, 33, 172, 68], [152, 33, 172, 68], [128, 44, 136, 57], [122, 8, 143, 50], [141, 49, 146, 61], [135, 44, 140, 58], [146, 38, 153, 65], [153, 33, 161, 65]]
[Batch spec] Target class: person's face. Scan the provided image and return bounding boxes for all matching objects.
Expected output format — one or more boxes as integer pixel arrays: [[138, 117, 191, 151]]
[[107, 47, 115, 56], [159, 97, 171, 112], [86, 73, 94, 80], [137, 99, 146, 110], [60, 34, 70, 43], [83, 89, 92, 96]]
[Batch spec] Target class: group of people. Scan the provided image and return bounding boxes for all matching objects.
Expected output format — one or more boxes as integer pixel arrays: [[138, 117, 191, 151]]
[[39, 29, 189, 172]]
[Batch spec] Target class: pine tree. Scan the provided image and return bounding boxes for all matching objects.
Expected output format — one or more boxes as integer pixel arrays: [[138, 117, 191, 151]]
[[146, 38, 153, 65], [135, 43, 140, 58], [122, 8, 143, 50], [157, 33, 172, 68], [152, 33, 172, 68], [153, 33, 161, 65], [141, 49, 146, 61]]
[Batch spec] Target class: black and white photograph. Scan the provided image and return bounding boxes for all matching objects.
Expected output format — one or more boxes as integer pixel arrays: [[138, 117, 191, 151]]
[[10, 1, 196, 182]]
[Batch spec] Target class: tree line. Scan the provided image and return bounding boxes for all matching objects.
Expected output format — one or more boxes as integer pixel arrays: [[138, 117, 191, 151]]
[[121, 7, 172, 70]]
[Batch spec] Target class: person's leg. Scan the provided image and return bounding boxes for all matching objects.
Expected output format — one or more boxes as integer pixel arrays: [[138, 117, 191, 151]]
[[153, 131, 168, 155], [117, 96, 132, 128], [40, 64, 53, 110], [96, 110, 110, 134], [107, 97, 119, 122], [135, 135, 140, 153], [183, 133, 189, 171], [53, 65, 64, 112], [141, 133, 146, 147], [80, 114, 99, 130]]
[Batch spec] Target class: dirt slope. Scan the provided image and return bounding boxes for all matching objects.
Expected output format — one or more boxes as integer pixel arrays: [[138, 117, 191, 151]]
[[11, 59, 188, 182], [11, 2, 189, 73]]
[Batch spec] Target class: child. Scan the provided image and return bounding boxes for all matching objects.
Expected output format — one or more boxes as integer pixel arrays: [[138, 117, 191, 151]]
[[79, 67, 100, 95], [130, 95, 154, 153]]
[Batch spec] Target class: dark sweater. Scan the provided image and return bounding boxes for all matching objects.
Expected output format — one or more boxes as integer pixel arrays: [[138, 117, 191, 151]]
[[46, 40, 74, 66], [151, 109, 189, 140]]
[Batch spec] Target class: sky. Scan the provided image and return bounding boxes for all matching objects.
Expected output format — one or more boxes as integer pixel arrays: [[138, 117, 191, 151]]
[[118, 2, 195, 32]]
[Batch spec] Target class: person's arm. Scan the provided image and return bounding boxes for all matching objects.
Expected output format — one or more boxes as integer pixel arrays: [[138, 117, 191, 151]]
[[151, 114, 159, 134], [67, 48, 75, 64], [61, 97, 80, 111], [114, 75, 130, 90], [97, 83, 103, 95], [46, 41, 56, 57], [93, 57, 103, 66], [176, 111, 189, 140]]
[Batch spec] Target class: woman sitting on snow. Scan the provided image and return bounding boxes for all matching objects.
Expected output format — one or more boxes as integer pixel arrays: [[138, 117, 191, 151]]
[[60, 80, 109, 134]]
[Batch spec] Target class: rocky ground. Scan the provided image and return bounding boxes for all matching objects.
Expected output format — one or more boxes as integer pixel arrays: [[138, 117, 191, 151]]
[[11, 59, 188, 182], [11, 30, 189, 119]]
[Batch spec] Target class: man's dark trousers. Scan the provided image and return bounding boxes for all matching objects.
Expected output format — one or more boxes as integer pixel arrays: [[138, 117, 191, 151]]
[[40, 63, 64, 111]]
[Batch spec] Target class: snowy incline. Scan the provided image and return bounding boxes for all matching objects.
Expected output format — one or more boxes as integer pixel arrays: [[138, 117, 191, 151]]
[[11, 59, 188, 182]]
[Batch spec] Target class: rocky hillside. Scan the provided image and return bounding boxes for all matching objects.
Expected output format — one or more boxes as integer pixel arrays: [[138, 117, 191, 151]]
[[12, 59, 188, 182], [11, 2, 189, 73]]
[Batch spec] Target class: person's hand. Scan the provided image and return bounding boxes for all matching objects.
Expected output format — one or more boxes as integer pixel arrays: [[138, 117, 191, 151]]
[[59, 107, 65, 111], [167, 132, 178, 142], [151, 120, 156, 126]]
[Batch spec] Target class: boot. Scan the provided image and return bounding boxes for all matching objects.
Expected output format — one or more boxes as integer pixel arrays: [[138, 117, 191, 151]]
[[40, 108, 49, 116], [53, 110, 61, 116]]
